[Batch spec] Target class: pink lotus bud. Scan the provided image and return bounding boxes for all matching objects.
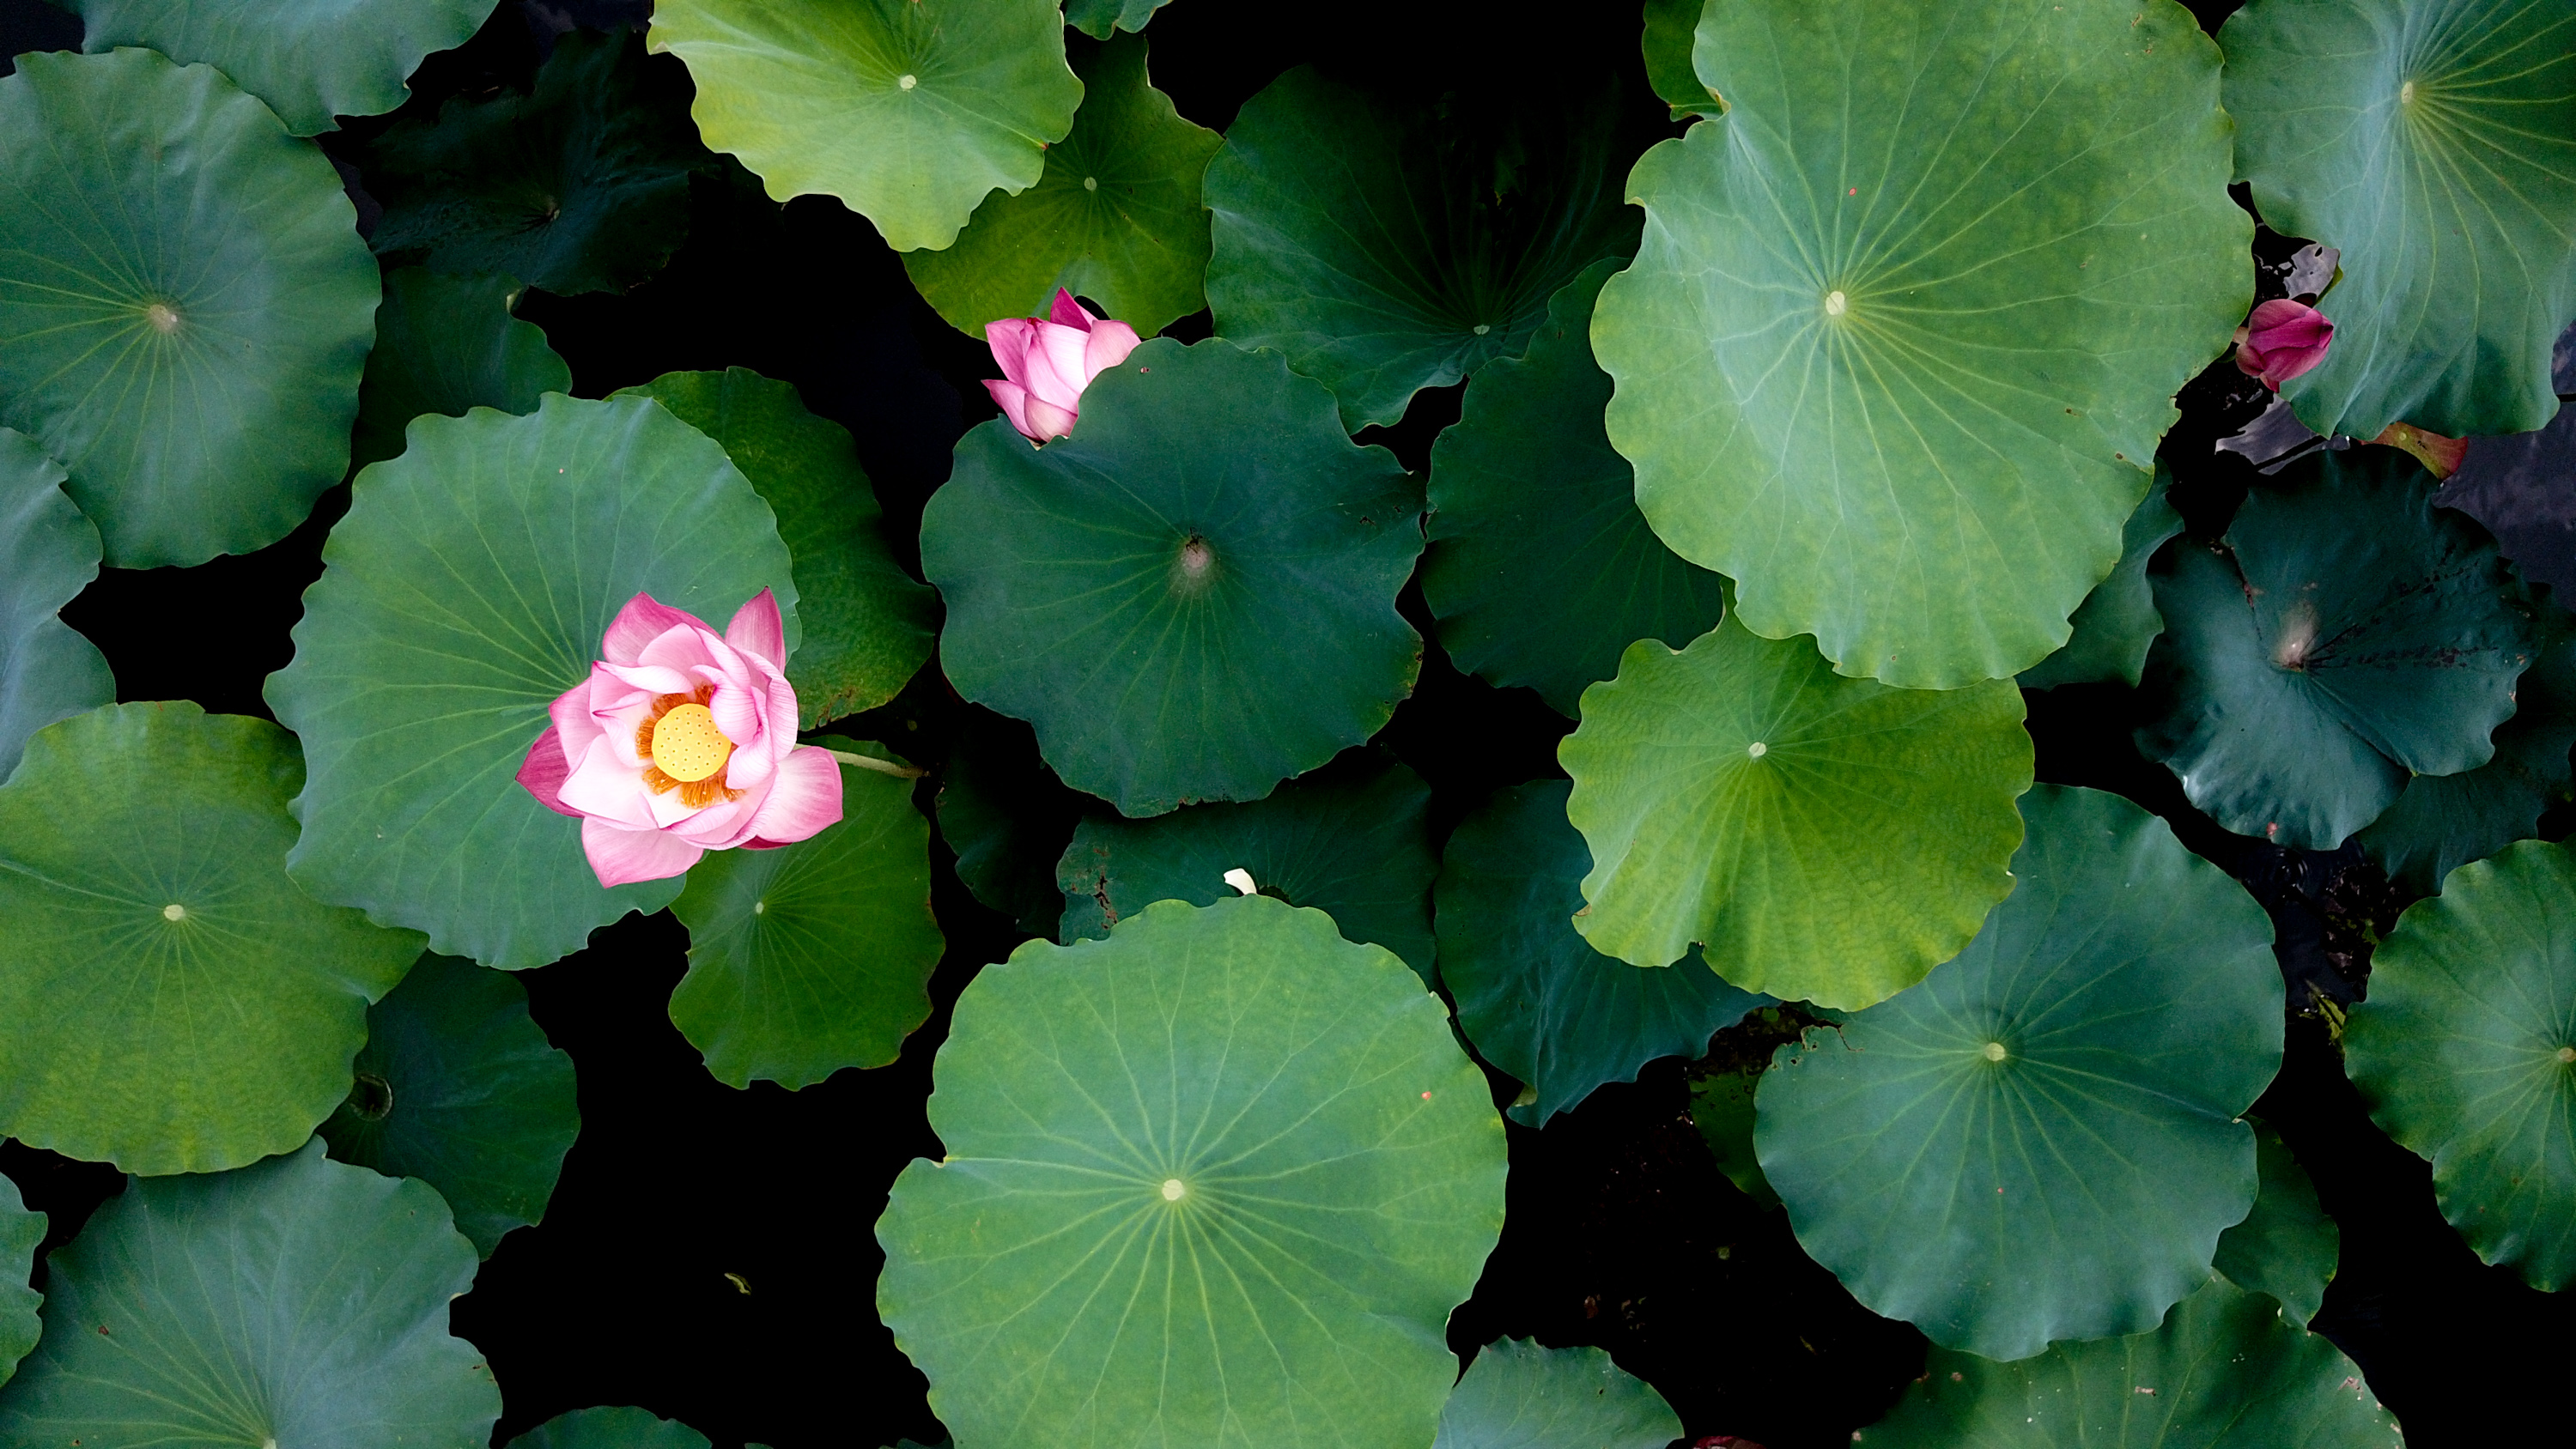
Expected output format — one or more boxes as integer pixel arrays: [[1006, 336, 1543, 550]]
[[516, 590, 843, 888], [2234, 298, 2333, 390], [981, 288, 1143, 443]]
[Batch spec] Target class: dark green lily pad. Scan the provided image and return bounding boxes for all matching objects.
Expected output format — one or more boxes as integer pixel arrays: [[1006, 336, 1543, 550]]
[[904, 33, 1219, 336], [1064, 0, 1170, 39], [0, 48, 380, 567], [319, 952, 580, 1257], [2137, 448, 2538, 850], [0, 1175, 39, 1388], [1204, 65, 1641, 428], [368, 29, 707, 295], [2345, 839, 2576, 1290], [1424, 258, 1727, 716], [1688, 1050, 1780, 1210], [73, 0, 501, 136], [2213, 1119, 2339, 1325], [1640, 0, 1721, 118], [923, 337, 1423, 816], [670, 742, 943, 1088], [354, 269, 572, 470], [617, 368, 936, 726], [1434, 1338, 1681, 1449], [1057, 753, 1437, 983], [0, 1141, 501, 1449], [933, 705, 1087, 939], [1756, 786, 2281, 1360], [1441, 779, 1769, 1125], [0, 427, 112, 781], [0, 702, 426, 1174], [508, 1406, 713, 1449], [2021, 471, 2187, 690]]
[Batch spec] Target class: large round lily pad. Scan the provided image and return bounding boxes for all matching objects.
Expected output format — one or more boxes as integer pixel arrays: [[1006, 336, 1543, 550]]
[[1441, 779, 1768, 1125], [1424, 258, 1727, 716], [265, 392, 799, 970], [507, 1406, 713, 1449], [2344, 838, 2576, 1290], [2221, 0, 2576, 440], [0, 427, 112, 782], [1205, 65, 1641, 429], [72, 0, 501, 136], [0, 1176, 39, 1388], [648, 0, 1081, 252], [923, 337, 1424, 816], [2137, 448, 2537, 850], [1558, 613, 2031, 1008], [318, 952, 580, 1257], [0, 1140, 501, 1449], [1593, 0, 2249, 688], [878, 894, 1505, 1449], [1434, 1338, 1680, 1449], [0, 702, 426, 1174], [1756, 786, 2281, 1360], [354, 269, 572, 470], [0, 47, 380, 568]]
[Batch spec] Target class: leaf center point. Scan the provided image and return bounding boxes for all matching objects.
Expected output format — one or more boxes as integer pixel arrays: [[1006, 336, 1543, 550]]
[[1747, 741, 1768, 759], [161, 902, 186, 921], [897, 73, 917, 91], [1981, 1040, 2007, 1063], [1161, 1178, 1186, 1201], [1824, 289, 1847, 318], [144, 302, 181, 334]]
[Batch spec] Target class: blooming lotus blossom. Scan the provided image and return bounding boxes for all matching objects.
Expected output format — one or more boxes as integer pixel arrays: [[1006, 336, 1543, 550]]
[[2234, 298, 2333, 390], [517, 590, 842, 888], [982, 288, 1141, 442]]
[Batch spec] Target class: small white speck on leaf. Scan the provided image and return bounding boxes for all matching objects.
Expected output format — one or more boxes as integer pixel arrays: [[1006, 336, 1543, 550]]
[[1747, 741, 1767, 758], [897, 73, 917, 90], [1083, 176, 1097, 191], [1982, 1041, 2007, 1062], [1161, 1179, 1186, 1201], [162, 903, 186, 921], [1825, 289, 1847, 316]]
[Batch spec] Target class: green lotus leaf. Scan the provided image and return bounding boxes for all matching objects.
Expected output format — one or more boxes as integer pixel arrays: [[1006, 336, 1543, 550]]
[[923, 338, 1423, 816], [2137, 448, 2537, 850], [904, 33, 1219, 336], [0, 1141, 500, 1449], [2344, 839, 2576, 1290], [1640, 0, 1720, 118], [0, 1176, 40, 1388], [669, 743, 943, 1089], [878, 895, 1506, 1449], [71, 0, 501, 136], [1064, 0, 1169, 39], [934, 705, 1087, 938], [0, 702, 425, 1174], [0, 48, 379, 568], [615, 368, 936, 726], [1434, 1338, 1681, 1449], [354, 269, 572, 470], [1057, 753, 1438, 982], [1558, 613, 2030, 1007], [1688, 1051, 1780, 1210], [1442, 779, 1769, 1125], [1594, 0, 2249, 688], [2020, 470, 2187, 690], [1856, 1276, 2400, 1447], [265, 392, 799, 970], [507, 1406, 714, 1449], [0, 427, 112, 781], [2212, 1119, 2340, 1325], [2221, 0, 2576, 440], [317, 952, 579, 1257], [368, 29, 708, 295], [1755, 786, 2281, 1359], [1204, 64, 1642, 429], [1424, 258, 1727, 716], [647, 0, 1081, 252]]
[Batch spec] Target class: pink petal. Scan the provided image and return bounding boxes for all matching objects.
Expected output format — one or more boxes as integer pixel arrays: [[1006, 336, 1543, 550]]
[[517, 725, 583, 818], [600, 660, 696, 698], [985, 379, 1042, 442], [1027, 322, 1091, 409], [733, 745, 844, 847], [1048, 288, 1095, 328], [600, 593, 704, 665], [549, 679, 603, 760], [1023, 395, 1078, 440], [559, 735, 658, 828], [725, 589, 787, 670], [708, 678, 767, 756], [634, 621, 726, 677], [580, 816, 703, 888], [1083, 319, 1141, 379], [983, 318, 1037, 387]]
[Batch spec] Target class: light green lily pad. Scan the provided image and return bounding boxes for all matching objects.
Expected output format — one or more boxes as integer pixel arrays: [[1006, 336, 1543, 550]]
[[2213, 1119, 2340, 1325], [905, 33, 1218, 336], [934, 705, 1087, 938], [0, 1175, 40, 1388], [1064, 0, 1170, 39], [507, 1406, 714, 1449], [1594, 0, 2249, 688], [1640, 0, 1720, 118], [1756, 785, 2282, 1360], [354, 269, 571, 470], [615, 369, 935, 726], [1424, 258, 1727, 717], [648, 0, 1081, 252], [0, 702, 426, 1175], [878, 895, 1505, 1449], [0, 427, 112, 782], [2344, 839, 2576, 1290], [318, 952, 579, 1257], [2221, 0, 2576, 440], [72, 0, 501, 136], [1057, 753, 1438, 982], [670, 743, 943, 1089], [1204, 65, 1642, 429], [0, 1140, 501, 1449], [1558, 613, 2031, 1007], [2021, 470, 2188, 690], [2137, 448, 2538, 850], [1857, 1276, 2400, 1447], [265, 392, 799, 970], [923, 338, 1423, 816], [1434, 1338, 1681, 1449], [1441, 779, 1769, 1125], [0, 47, 380, 568]]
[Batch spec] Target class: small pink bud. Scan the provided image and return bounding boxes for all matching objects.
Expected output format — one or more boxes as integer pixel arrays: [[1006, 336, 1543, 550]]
[[981, 288, 1143, 443], [2233, 298, 2333, 390]]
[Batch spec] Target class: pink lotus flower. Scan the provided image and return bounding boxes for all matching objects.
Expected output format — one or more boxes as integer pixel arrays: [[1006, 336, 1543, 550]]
[[981, 288, 1141, 443], [517, 591, 842, 888], [2234, 298, 2333, 390]]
